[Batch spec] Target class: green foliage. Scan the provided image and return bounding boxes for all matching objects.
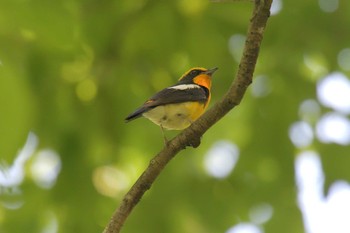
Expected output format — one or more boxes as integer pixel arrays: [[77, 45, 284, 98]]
[[1, 0, 350, 233]]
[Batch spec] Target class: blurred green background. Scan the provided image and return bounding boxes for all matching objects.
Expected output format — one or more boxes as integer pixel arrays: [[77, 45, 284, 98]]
[[1, 0, 350, 233]]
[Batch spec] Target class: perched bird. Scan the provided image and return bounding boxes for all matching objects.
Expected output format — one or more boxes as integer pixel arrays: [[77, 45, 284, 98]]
[[125, 67, 218, 141]]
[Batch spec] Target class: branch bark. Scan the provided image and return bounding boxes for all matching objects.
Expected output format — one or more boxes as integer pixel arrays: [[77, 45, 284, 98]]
[[103, 1, 272, 232]]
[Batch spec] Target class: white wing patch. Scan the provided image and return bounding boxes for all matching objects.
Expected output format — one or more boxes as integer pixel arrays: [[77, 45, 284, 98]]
[[168, 84, 201, 90]]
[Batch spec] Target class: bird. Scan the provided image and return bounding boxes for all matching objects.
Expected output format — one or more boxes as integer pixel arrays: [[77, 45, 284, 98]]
[[125, 67, 218, 142]]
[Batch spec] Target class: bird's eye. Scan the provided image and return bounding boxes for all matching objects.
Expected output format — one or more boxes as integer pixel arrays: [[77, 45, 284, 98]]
[[190, 70, 201, 76]]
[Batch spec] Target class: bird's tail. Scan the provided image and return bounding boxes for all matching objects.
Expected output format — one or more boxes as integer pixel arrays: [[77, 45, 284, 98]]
[[125, 106, 150, 122]]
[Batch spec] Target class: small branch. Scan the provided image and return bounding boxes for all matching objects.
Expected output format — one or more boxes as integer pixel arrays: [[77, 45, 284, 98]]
[[103, 0, 272, 232]]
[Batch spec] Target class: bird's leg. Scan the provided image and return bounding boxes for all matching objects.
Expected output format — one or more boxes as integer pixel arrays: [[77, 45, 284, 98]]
[[160, 125, 169, 146]]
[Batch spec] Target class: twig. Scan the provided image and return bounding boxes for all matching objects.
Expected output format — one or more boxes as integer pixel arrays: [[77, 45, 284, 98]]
[[103, 0, 272, 232]]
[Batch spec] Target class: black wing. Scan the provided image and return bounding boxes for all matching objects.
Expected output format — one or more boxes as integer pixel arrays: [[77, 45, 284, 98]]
[[125, 86, 209, 122]]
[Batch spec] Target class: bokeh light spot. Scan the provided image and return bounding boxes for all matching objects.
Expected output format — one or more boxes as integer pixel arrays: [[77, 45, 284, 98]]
[[93, 166, 130, 197], [337, 48, 350, 71], [249, 203, 274, 225], [41, 211, 58, 233], [270, 0, 282, 15], [30, 149, 61, 189], [326, 181, 350, 233], [76, 79, 97, 102], [299, 99, 321, 123], [204, 141, 239, 179], [177, 0, 208, 16], [289, 121, 314, 148], [316, 112, 350, 145], [0, 132, 37, 187], [226, 223, 262, 233], [317, 72, 350, 114], [295, 150, 323, 191], [318, 0, 338, 13], [295, 151, 350, 233], [228, 34, 246, 63], [251, 75, 271, 98], [303, 54, 328, 80], [0, 132, 38, 210]]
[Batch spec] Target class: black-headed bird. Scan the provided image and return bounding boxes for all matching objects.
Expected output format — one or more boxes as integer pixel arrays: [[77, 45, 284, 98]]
[[125, 67, 218, 142]]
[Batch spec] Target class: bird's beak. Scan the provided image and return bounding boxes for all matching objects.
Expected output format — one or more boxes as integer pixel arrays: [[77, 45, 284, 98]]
[[204, 67, 218, 76]]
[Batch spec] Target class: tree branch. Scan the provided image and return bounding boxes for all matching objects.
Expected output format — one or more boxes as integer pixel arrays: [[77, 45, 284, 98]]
[[103, 0, 272, 232]]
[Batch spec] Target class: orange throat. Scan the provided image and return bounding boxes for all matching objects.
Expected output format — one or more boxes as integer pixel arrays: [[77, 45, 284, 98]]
[[193, 74, 212, 90]]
